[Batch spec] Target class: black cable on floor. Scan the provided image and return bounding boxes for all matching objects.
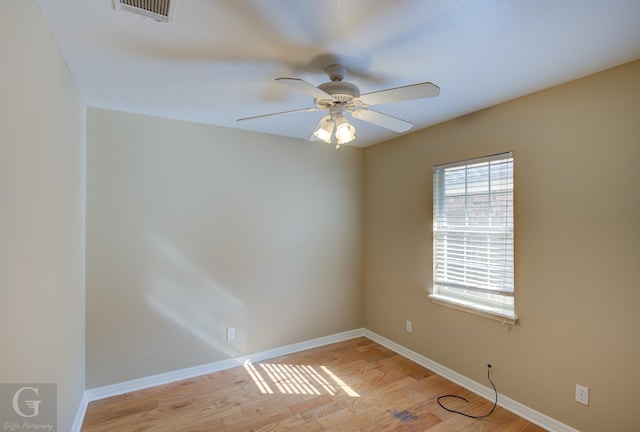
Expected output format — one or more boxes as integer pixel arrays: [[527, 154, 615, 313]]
[[436, 364, 498, 419]]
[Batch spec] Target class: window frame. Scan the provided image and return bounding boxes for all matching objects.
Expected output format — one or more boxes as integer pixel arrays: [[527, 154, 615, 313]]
[[429, 152, 518, 325]]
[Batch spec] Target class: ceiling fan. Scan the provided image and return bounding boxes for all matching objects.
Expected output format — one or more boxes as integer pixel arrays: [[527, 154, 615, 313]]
[[237, 64, 440, 148]]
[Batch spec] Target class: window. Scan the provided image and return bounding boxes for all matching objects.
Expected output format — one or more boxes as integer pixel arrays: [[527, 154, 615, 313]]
[[430, 152, 517, 324]]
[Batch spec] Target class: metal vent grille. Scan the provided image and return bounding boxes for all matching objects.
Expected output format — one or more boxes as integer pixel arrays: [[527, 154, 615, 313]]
[[115, 0, 175, 23]]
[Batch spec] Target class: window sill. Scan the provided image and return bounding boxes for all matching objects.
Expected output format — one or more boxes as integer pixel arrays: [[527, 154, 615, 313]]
[[428, 294, 519, 325]]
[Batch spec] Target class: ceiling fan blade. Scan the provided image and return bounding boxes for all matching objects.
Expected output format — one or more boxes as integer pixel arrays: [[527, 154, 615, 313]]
[[236, 107, 322, 122], [350, 108, 413, 133], [357, 82, 440, 106], [276, 78, 333, 100]]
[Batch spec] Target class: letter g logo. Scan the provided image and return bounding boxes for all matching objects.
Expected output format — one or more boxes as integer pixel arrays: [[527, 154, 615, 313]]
[[12, 386, 42, 418]]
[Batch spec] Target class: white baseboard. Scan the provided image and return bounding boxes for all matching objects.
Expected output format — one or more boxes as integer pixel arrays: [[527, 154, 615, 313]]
[[363, 329, 579, 432], [70, 391, 88, 432], [75, 327, 577, 432], [85, 328, 365, 402]]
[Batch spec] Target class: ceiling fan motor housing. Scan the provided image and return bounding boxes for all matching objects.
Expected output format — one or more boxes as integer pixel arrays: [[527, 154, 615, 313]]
[[315, 81, 360, 107]]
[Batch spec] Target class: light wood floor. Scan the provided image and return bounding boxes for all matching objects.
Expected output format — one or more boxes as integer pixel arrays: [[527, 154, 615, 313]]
[[81, 337, 546, 431]]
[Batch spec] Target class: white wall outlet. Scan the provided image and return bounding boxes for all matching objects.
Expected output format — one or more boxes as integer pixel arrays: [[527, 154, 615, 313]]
[[576, 384, 589, 406], [406, 320, 412, 332], [226, 327, 235, 340]]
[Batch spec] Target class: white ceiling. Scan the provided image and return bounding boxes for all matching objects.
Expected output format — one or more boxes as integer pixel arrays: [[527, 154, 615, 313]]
[[38, 0, 640, 148]]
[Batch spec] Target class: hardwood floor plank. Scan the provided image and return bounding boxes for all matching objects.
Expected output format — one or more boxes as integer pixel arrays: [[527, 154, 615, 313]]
[[253, 413, 323, 432], [81, 337, 547, 432]]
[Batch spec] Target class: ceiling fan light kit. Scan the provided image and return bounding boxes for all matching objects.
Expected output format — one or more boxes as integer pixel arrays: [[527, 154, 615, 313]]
[[312, 105, 356, 148], [237, 64, 440, 148]]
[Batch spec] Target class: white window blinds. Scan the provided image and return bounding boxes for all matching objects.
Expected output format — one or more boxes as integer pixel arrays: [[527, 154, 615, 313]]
[[433, 153, 514, 309]]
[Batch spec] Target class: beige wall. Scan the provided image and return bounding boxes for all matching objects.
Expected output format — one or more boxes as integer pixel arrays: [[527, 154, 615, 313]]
[[0, 1, 86, 431], [86, 109, 363, 388], [363, 60, 640, 432]]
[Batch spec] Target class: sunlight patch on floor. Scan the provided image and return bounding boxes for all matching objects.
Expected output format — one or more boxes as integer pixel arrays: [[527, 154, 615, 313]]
[[244, 360, 360, 397]]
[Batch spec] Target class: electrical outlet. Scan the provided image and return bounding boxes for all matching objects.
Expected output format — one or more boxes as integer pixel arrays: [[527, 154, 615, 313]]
[[406, 320, 412, 332], [226, 327, 235, 340], [576, 384, 589, 406]]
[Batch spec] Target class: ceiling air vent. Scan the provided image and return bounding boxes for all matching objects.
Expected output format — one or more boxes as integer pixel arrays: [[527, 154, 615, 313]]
[[114, 0, 176, 23]]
